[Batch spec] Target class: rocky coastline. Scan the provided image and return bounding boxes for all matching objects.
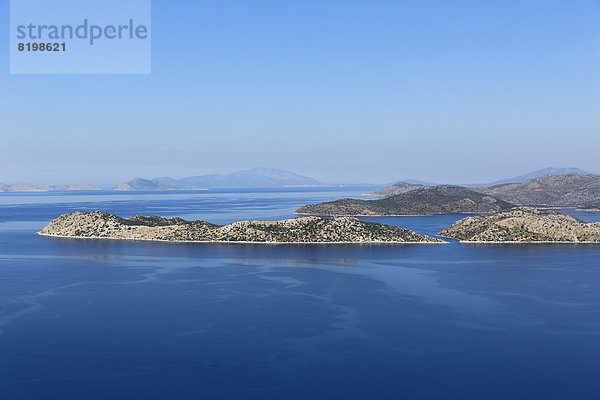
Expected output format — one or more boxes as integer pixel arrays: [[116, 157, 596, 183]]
[[38, 207, 600, 245]]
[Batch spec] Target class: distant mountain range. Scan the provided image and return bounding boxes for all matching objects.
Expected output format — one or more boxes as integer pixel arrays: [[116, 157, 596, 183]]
[[2, 167, 597, 197], [356, 171, 600, 214], [114, 168, 323, 190], [365, 167, 593, 197], [0, 168, 323, 192]]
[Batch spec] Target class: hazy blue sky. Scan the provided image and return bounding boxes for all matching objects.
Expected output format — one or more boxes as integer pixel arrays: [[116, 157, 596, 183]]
[[1, 0, 599, 185]]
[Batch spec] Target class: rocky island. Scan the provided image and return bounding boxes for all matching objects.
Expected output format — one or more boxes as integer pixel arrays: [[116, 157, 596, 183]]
[[296, 186, 514, 216], [38, 211, 444, 244], [439, 208, 600, 243]]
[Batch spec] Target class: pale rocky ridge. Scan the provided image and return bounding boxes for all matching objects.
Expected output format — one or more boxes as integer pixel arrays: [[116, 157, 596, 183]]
[[39, 211, 444, 243], [439, 208, 600, 243], [0, 183, 101, 192]]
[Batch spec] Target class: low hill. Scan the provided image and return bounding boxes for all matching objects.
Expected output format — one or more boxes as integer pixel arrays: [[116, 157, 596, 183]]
[[439, 207, 600, 243], [296, 186, 514, 216], [475, 172, 600, 208], [38, 211, 444, 243]]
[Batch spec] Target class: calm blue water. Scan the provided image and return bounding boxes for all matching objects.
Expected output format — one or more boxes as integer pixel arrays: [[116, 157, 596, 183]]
[[1, 189, 600, 400]]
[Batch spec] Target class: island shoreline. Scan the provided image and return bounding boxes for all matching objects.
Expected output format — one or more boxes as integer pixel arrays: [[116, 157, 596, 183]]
[[37, 232, 446, 245], [436, 234, 600, 244]]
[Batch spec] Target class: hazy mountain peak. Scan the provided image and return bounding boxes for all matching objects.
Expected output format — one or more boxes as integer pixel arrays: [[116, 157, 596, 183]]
[[486, 167, 590, 186], [113, 177, 178, 191]]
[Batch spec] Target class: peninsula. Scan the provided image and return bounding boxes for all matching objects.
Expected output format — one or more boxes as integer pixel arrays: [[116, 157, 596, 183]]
[[296, 186, 514, 216], [38, 211, 444, 244], [439, 208, 600, 243], [473, 172, 600, 208]]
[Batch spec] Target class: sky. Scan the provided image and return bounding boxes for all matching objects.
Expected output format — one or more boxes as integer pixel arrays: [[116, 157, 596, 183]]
[[1, 0, 599, 185]]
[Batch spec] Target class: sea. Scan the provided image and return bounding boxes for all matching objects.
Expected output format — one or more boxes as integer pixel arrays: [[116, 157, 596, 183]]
[[1, 188, 599, 400]]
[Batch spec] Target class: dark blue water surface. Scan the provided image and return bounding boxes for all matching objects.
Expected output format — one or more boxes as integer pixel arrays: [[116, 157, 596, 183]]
[[1, 189, 600, 400]]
